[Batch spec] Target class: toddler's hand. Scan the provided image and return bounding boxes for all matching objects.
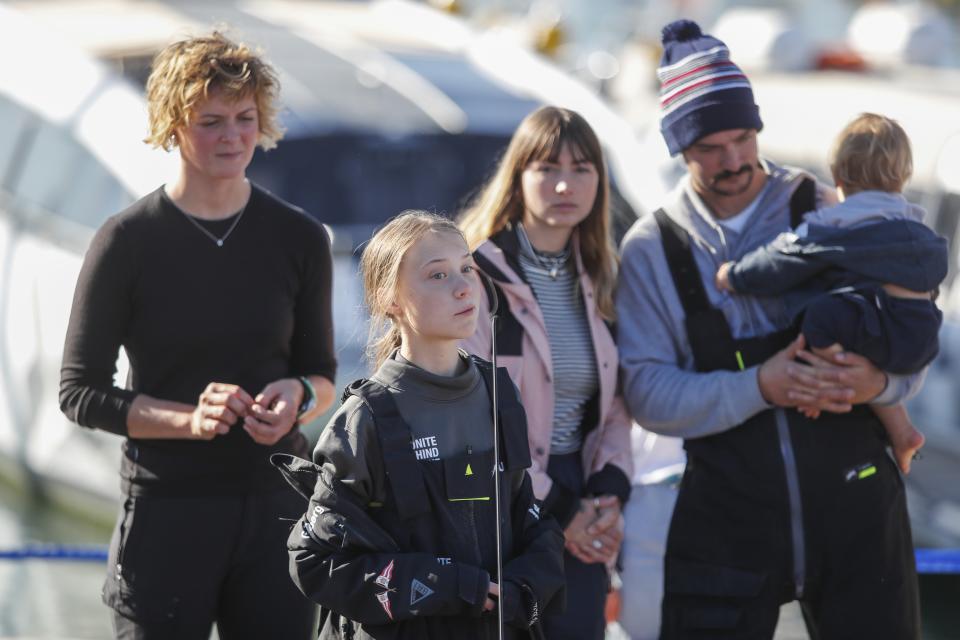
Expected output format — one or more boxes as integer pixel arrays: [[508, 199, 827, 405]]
[[715, 262, 734, 292]]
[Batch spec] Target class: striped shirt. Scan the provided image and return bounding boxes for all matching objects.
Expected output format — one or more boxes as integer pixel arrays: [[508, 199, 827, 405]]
[[516, 225, 598, 455]]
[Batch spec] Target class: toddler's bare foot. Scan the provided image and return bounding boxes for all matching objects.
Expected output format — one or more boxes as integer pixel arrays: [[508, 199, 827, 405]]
[[893, 429, 925, 474]]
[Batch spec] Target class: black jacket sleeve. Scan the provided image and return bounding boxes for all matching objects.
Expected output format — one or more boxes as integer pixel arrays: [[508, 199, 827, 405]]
[[728, 231, 827, 296], [586, 463, 632, 507], [499, 465, 566, 629], [283, 403, 491, 624]]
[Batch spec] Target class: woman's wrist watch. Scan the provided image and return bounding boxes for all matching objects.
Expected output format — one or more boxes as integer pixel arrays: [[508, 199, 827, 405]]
[[296, 376, 317, 421]]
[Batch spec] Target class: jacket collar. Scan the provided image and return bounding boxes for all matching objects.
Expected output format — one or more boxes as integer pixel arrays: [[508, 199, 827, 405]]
[[482, 223, 584, 286], [488, 223, 527, 284]]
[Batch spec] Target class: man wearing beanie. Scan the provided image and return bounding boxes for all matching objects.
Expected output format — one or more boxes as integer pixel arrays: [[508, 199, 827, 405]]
[[616, 19, 921, 640]]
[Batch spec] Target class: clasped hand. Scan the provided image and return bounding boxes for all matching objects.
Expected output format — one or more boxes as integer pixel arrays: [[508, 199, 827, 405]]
[[564, 495, 623, 564], [189, 378, 303, 444], [757, 334, 887, 414]]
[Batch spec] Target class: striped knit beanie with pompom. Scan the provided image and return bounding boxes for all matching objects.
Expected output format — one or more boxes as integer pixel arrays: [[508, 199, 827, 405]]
[[657, 19, 763, 156]]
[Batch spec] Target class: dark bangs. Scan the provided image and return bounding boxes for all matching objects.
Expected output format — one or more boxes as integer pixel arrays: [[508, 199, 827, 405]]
[[523, 114, 603, 169]]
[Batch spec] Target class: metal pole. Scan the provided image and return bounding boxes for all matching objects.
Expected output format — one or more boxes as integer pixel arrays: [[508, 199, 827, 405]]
[[486, 277, 505, 640]]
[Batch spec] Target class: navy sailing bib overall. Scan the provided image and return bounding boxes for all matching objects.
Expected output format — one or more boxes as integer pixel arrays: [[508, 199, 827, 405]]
[[656, 180, 920, 639]]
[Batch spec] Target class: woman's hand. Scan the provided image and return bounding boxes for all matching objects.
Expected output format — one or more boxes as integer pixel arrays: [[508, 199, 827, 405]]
[[243, 378, 302, 445], [564, 495, 622, 564], [190, 382, 254, 439]]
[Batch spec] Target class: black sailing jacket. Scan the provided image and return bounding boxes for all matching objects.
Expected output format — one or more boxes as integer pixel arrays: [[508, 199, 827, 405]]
[[272, 358, 565, 639]]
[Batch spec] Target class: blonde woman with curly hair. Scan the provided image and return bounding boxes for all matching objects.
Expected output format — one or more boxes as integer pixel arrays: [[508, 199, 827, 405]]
[[460, 106, 633, 640], [60, 31, 335, 638]]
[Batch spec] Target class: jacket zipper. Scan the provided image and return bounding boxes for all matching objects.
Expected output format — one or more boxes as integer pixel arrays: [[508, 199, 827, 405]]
[[774, 408, 806, 598], [468, 500, 483, 565]]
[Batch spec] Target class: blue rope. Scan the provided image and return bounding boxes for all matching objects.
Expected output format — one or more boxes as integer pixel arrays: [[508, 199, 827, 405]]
[[2, 545, 960, 573], [0, 544, 108, 561], [915, 548, 960, 574]]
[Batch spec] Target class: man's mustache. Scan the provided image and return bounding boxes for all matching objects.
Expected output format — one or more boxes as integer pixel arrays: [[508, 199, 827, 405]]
[[712, 164, 754, 183]]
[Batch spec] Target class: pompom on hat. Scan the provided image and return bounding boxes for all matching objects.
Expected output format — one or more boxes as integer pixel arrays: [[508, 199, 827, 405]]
[[658, 19, 762, 156]]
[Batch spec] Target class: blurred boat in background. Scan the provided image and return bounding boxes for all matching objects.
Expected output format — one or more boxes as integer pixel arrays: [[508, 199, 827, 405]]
[[0, 4, 177, 522], [0, 0, 658, 522]]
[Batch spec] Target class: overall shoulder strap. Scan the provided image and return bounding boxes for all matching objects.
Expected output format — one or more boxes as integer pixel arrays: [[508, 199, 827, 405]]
[[654, 208, 713, 315], [344, 380, 430, 520], [472, 356, 532, 471], [789, 177, 817, 229], [654, 208, 740, 372]]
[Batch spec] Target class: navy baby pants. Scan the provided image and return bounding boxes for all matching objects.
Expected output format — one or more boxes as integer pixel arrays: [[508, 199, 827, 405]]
[[802, 288, 942, 374]]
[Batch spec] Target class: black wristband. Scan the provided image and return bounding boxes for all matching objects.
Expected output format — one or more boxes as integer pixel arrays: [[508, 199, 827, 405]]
[[296, 376, 317, 420]]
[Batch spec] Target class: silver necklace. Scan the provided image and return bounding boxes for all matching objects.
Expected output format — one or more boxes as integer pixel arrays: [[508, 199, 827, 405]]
[[532, 249, 569, 279], [179, 202, 247, 247], [517, 222, 570, 279]]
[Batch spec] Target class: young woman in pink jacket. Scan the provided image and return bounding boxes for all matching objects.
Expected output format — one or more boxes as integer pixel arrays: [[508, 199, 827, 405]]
[[459, 106, 633, 640]]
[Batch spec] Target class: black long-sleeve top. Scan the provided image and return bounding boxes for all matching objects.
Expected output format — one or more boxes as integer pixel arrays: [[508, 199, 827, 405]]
[[60, 183, 336, 496]]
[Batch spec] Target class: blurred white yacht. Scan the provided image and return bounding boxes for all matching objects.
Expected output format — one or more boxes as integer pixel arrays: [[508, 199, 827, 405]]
[[0, 4, 178, 519], [1, 0, 657, 521]]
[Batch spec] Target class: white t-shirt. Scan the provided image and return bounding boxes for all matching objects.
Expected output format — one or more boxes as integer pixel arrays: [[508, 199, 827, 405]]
[[715, 191, 763, 233]]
